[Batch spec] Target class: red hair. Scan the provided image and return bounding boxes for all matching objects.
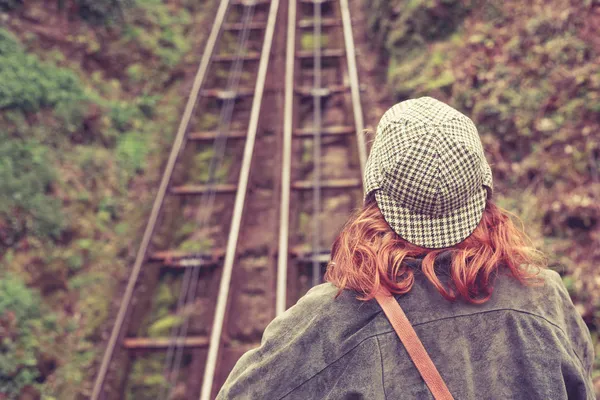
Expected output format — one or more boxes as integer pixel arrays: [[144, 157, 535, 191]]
[[324, 194, 547, 304]]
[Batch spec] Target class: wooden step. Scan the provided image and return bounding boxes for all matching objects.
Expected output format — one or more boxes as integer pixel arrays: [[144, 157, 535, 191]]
[[123, 336, 209, 350], [296, 253, 331, 264], [297, 48, 345, 59], [213, 52, 261, 62], [231, 0, 270, 5], [170, 183, 238, 195], [149, 250, 224, 268], [294, 125, 354, 138], [292, 178, 362, 190], [223, 21, 267, 31], [290, 247, 331, 264], [188, 130, 247, 141], [298, 18, 341, 29], [299, 0, 334, 4], [295, 84, 349, 97], [201, 88, 255, 99]]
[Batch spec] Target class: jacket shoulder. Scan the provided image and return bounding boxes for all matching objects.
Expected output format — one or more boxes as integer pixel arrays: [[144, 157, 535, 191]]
[[216, 283, 387, 399], [399, 267, 594, 375]]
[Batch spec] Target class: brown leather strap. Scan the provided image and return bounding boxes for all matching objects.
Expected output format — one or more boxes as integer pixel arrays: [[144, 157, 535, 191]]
[[375, 288, 454, 400]]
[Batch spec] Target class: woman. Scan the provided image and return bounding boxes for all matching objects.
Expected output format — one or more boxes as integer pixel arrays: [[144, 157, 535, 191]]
[[217, 97, 595, 399]]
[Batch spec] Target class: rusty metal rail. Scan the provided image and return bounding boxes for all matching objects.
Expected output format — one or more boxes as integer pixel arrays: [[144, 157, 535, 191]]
[[198, 0, 281, 398], [276, 0, 367, 315], [340, 0, 367, 173], [90, 1, 231, 398], [277, 0, 297, 317]]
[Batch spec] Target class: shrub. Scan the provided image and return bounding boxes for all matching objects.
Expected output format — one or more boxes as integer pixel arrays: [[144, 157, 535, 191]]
[[0, 28, 86, 113], [116, 131, 150, 176], [0, 274, 56, 397], [367, 0, 469, 57], [0, 134, 65, 245], [72, 0, 127, 24], [122, 1, 192, 68]]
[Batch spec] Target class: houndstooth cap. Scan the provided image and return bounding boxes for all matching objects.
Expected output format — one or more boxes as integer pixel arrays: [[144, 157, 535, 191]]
[[364, 97, 494, 249]]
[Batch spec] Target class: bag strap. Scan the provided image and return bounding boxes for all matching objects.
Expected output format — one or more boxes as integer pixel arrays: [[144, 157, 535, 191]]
[[375, 288, 454, 400]]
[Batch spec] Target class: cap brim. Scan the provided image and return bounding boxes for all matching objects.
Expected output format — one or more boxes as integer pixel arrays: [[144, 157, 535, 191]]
[[375, 186, 487, 249]]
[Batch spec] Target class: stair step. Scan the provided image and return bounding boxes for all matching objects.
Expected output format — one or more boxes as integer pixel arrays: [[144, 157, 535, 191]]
[[297, 48, 345, 59], [231, 0, 270, 5], [298, 18, 341, 29], [213, 52, 261, 62], [149, 250, 223, 268], [188, 130, 246, 141], [299, 0, 334, 4], [201, 88, 255, 99], [290, 247, 331, 264], [223, 21, 267, 31], [292, 178, 362, 190], [171, 184, 238, 195], [123, 336, 209, 350], [295, 84, 349, 97], [294, 125, 354, 138]]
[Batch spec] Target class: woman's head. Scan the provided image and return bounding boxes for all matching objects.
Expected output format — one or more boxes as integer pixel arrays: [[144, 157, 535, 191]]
[[363, 97, 494, 250], [325, 97, 546, 303], [324, 195, 547, 303]]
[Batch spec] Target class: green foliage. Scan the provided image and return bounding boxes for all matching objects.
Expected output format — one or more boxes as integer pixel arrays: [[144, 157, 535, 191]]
[[0, 274, 57, 397], [72, 0, 126, 24], [0, 134, 65, 245], [0, 0, 206, 397], [121, 1, 192, 68], [367, 0, 469, 57], [367, 0, 469, 100], [197, 112, 219, 130], [109, 102, 143, 132], [173, 221, 198, 244], [0, 29, 86, 113], [147, 315, 184, 337], [177, 237, 213, 253], [193, 148, 230, 183], [139, 276, 182, 340], [117, 131, 150, 175], [106, 97, 160, 145], [126, 354, 168, 400], [300, 33, 330, 51]]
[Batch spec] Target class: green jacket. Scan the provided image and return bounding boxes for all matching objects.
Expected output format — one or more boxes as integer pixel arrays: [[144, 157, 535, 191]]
[[217, 263, 595, 399]]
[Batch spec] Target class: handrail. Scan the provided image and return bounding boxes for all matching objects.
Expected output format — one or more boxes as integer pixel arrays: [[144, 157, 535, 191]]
[[340, 0, 367, 175], [276, 0, 297, 317], [199, 0, 282, 397]]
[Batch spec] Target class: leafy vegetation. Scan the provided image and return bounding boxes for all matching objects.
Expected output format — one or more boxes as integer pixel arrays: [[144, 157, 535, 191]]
[[0, 134, 65, 245], [0, 274, 60, 397], [72, 0, 127, 24], [0, 0, 214, 397], [0, 30, 86, 112], [367, 0, 600, 389], [126, 354, 168, 399]]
